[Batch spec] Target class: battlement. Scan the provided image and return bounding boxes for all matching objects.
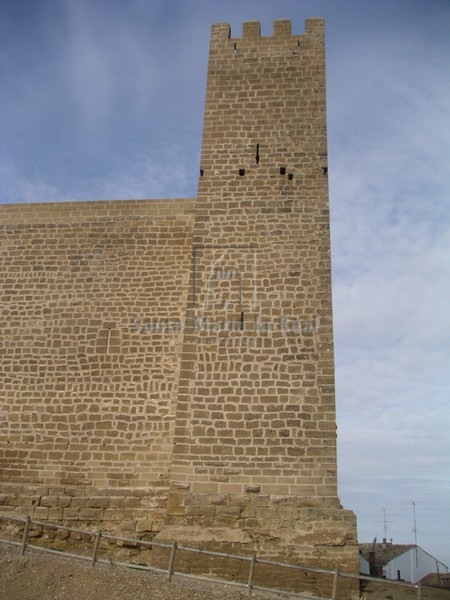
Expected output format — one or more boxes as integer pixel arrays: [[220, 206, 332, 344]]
[[210, 17, 324, 47]]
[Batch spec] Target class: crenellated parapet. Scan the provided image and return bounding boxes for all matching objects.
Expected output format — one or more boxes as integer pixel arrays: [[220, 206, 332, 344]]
[[210, 18, 324, 52]]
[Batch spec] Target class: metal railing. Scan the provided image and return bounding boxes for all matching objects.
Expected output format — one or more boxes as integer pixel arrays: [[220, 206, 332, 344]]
[[0, 513, 425, 599]]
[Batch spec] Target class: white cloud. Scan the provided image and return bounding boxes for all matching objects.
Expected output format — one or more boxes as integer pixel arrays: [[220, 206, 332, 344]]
[[0, 161, 69, 203], [0, 142, 199, 203]]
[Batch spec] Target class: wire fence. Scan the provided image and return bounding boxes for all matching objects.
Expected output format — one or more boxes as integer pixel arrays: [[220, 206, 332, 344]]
[[0, 513, 426, 599]]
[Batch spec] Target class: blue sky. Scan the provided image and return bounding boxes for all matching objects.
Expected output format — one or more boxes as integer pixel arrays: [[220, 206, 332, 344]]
[[1, 0, 449, 567]]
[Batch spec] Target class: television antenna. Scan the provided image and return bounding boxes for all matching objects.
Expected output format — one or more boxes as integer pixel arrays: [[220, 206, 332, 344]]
[[412, 501, 418, 547], [377, 508, 395, 541], [402, 500, 422, 569]]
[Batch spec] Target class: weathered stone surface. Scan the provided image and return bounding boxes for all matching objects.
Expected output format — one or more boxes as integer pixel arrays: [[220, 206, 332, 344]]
[[0, 17, 358, 596]]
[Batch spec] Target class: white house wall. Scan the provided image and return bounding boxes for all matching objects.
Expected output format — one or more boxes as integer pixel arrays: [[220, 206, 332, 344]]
[[385, 547, 448, 583], [360, 554, 370, 575]]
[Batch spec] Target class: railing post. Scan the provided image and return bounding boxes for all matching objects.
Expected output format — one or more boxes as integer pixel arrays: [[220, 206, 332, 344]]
[[416, 580, 422, 600], [167, 541, 177, 581], [331, 566, 340, 600], [20, 516, 31, 556], [91, 529, 102, 566], [247, 554, 257, 594]]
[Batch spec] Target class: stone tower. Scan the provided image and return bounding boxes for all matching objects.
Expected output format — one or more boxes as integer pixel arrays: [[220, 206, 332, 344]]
[[0, 18, 358, 594], [156, 18, 358, 579]]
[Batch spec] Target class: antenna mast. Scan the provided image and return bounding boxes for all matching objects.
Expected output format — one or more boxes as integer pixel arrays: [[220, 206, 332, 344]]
[[412, 501, 419, 568], [412, 501, 418, 546], [378, 508, 394, 541]]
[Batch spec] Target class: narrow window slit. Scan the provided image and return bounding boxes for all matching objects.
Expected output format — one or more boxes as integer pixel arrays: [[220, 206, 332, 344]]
[[280, 167, 286, 175], [255, 144, 260, 164], [240, 312, 244, 331], [288, 173, 293, 180]]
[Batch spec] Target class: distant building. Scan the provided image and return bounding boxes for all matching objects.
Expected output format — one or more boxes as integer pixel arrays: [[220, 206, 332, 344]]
[[359, 540, 448, 583]]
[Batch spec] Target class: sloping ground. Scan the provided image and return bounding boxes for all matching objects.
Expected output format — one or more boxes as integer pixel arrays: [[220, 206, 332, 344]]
[[0, 545, 297, 600], [360, 577, 450, 600], [1, 544, 449, 600]]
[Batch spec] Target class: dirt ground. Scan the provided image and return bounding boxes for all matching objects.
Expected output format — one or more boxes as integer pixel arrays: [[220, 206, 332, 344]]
[[0, 543, 300, 600], [359, 578, 450, 600], [1, 544, 449, 600]]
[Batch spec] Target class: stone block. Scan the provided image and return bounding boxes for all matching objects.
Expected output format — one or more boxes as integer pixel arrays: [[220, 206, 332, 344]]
[[39, 495, 58, 507], [135, 519, 153, 533], [47, 508, 64, 520], [33, 507, 49, 520], [86, 497, 110, 508], [79, 508, 103, 520], [62, 508, 79, 520], [120, 519, 137, 532], [56, 496, 72, 508]]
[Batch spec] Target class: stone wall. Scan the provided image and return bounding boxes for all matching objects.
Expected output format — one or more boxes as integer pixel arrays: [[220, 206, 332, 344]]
[[0, 18, 359, 594], [1, 199, 194, 504]]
